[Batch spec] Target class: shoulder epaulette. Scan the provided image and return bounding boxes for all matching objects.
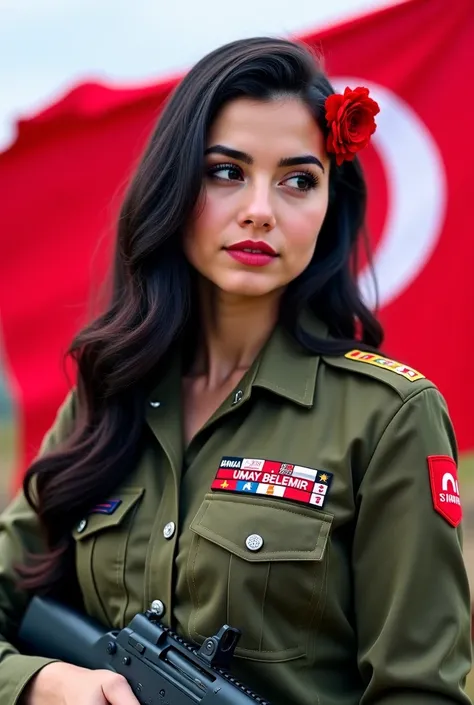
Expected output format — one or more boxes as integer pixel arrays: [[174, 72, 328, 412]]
[[344, 349, 425, 381], [323, 349, 435, 398]]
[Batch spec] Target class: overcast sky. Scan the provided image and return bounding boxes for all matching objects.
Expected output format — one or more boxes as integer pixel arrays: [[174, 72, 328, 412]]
[[0, 0, 402, 151]]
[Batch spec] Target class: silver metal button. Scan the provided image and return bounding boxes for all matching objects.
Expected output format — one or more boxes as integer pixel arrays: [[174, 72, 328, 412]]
[[245, 533, 264, 552], [163, 521, 176, 539], [149, 400, 161, 408], [150, 599, 165, 617], [77, 519, 87, 533]]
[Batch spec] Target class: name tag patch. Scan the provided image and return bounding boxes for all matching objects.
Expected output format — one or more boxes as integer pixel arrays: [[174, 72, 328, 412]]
[[211, 457, 333, 509]]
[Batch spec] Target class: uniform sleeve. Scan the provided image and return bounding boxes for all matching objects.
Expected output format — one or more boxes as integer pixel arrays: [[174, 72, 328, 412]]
[[0, 390, 76, 705], [353, 387, 472, 705]]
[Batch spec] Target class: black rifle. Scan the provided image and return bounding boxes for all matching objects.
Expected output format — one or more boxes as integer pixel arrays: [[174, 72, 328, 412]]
[[18, 596, 270, 705]]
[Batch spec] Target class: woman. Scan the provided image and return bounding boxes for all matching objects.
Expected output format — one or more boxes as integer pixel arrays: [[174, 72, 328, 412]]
[[0, 37, 471, 705]]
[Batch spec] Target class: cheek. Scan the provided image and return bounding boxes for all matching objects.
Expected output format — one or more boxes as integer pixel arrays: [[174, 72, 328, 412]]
[[184, 193, 231, 260], [282, 200, 328, 257], [193, 191, 230, 236], [184, 195, 218, 261]]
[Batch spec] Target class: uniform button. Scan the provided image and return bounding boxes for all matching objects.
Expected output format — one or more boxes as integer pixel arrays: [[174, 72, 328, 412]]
[[245, 534, 264, 552], [149, 400, 161, 408], [163, 521, 176, 539], [150, 599, 165, 618], [77, 519, 87, 533]]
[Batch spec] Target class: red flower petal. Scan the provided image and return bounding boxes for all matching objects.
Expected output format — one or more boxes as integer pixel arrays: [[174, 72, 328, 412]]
[[324, 86, 380, 164], [325, 94, 343, 122]]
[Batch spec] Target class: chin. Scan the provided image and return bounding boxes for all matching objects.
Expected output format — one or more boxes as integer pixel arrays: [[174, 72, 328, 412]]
[[214, 272, 281, 298]]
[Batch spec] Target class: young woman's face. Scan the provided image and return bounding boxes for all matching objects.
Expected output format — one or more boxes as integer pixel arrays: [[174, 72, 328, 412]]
[[184, 96, 330, 299]]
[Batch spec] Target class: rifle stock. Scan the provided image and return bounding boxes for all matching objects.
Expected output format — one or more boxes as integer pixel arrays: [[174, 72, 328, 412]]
[[18, 597, 270, 705], [19, 595, 111, 670]]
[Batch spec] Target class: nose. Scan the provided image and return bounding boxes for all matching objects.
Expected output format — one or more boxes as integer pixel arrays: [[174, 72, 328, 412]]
[[238, 182, 276, 231]]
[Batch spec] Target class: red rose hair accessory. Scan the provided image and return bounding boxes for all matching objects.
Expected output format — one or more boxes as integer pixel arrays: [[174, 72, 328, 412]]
[[325, 86, 380, 166]]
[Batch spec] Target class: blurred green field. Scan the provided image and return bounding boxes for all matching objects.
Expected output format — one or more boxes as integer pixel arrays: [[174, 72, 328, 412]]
[[0, 421, 17, 502], [460, 454, 474, 485], [1, 421, 474, 696]]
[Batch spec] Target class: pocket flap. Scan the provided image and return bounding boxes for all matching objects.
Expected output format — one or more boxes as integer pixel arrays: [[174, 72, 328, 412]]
[[189, 493, 332, 562], [72, 488, 144, 540]]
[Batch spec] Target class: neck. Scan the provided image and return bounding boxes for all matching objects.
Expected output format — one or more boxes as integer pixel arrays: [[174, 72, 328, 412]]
[[190, 279, 282, 389]]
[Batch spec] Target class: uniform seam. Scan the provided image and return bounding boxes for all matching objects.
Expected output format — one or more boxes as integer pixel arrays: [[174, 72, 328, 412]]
[[115, 528, 123, 590], [259, 563, 271, 651], [191, 536, 205, 640], [403, 384, 439, 404], [120, 503, 140, 626], [307, 537, 328, 632], [302, 540, 326, 661], [90, 538, 110, 625], [227, 553, 232, 627], [306, 546, 328, 705], [363, 387, 437, 477]]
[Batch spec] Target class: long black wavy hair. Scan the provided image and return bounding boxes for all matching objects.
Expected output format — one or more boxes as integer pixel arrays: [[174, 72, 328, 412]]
[[20, 37, 383, 597]]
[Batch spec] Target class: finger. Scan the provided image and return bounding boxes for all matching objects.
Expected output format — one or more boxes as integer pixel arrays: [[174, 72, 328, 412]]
[[101, 673, 140, 705]]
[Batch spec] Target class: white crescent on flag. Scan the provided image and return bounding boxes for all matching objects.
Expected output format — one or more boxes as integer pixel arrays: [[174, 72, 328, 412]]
[[332, 78, 447, 308]]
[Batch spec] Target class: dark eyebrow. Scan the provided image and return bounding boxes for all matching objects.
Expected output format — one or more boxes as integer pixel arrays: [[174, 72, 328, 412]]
[[205, 145, 252, 164], [205, 144, 325, 173], [278, 155, 325, 173]]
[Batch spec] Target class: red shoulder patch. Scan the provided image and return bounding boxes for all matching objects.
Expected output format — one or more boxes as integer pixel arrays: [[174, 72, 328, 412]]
[[428, 455, 462, 527]]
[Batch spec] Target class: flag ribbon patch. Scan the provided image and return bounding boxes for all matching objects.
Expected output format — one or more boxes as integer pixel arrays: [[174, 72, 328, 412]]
[[211, 457, 333, 509]]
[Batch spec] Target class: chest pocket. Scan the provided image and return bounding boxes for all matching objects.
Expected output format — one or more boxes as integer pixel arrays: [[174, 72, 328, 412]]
[[72, 488, 144, 627], [187, 493, 332, 662]]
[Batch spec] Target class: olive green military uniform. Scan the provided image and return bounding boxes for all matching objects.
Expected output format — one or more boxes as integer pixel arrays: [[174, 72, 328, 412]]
[[0, 318, 471, 705]]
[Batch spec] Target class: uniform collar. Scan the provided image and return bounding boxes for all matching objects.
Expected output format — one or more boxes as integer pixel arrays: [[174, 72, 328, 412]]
[[251, 313, 327, 408], [146, 312, 327, 412]]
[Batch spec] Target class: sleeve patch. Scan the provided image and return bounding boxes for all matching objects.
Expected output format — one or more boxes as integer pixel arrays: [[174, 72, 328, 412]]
[[345, 350, 425, 382], [428, 455, 462, 527]]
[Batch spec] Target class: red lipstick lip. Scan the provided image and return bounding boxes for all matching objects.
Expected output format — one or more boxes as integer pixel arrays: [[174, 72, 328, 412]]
[[225, 240, 278, 256]]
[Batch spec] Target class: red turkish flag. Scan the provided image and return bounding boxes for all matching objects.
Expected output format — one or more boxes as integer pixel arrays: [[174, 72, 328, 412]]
[[0, 0, 472, 493]]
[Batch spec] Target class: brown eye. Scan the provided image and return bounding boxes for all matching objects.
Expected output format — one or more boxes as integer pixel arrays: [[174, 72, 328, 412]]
[[283, 172, 319, 191], [208, 163, 243, 181]]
